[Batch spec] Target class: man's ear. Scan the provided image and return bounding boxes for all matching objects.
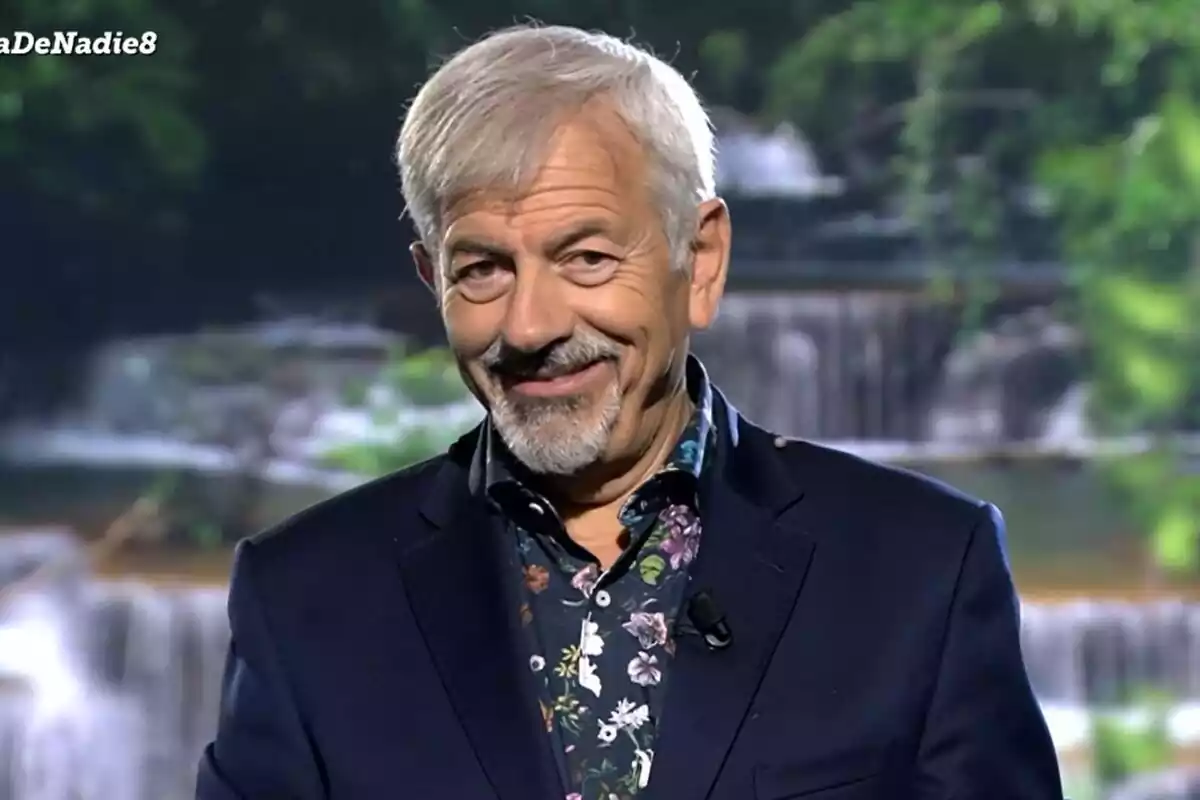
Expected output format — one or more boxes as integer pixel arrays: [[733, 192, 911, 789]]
[[687, 198, 730, 330], [411, 242, 437, 294]]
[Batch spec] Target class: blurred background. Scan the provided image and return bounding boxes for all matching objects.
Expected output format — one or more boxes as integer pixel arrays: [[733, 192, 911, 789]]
[[1, 1, 1199, 798]]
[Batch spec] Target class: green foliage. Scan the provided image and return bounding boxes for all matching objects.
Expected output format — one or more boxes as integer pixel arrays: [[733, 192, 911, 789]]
[[1041, 94, 1200, 573], [186, 519, 225, 549], [1, 0, 202, 223], [320, 347, 478, 477], [172, 335, 279, 385], [321, 424, 459, 476], [10, 0, 1200, 565], [379, 346, 469, 408], [698, 30, 748, 97], [141, 469, 232, 549], [1091, 690, 1175, 788], [768, 0, 1013, 310], [769, 0, 1200, 574], [1028, 0, 1200, 87]]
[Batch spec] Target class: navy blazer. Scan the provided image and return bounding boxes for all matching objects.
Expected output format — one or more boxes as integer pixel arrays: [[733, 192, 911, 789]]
[[197, 401, 1063, 800]]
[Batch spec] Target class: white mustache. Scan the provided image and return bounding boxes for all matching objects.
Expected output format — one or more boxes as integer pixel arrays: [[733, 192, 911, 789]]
[[480, 331, 621, 381]]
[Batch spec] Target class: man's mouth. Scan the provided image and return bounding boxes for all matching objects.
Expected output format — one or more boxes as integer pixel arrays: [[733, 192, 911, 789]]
[[501, 359, 610, 399]]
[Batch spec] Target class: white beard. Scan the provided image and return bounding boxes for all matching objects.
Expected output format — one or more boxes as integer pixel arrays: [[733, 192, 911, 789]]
[[489, 376, 621, 475]]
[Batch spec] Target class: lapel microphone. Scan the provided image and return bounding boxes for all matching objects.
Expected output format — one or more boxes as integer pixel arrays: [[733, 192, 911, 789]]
[[685, 590, 733, 651]]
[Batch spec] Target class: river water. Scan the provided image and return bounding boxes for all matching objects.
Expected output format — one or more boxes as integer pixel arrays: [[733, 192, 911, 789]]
[[0, 528, 1198, 799], [0, 309, 1194, 797]]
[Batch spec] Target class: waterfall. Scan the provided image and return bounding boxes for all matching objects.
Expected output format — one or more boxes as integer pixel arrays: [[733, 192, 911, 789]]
[[81, 582, 229, 800], [1022, 601, 1200, 705], [2, 530, 1199, 798], [692, 294, 1085, 443], [5, 302, 1091, 476], [0, 531, 147, 800], [1108, 769, 1200, 800]]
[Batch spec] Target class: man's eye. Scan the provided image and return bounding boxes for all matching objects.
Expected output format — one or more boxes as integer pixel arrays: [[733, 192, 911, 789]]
[[569, 251, 616, 269], [455, 262, 499, 282]]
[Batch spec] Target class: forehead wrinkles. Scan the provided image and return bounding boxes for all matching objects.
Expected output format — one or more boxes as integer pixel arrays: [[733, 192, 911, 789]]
[[463, 184, 622, 218], [446, 179, 637, 256], [446, 194, 623, 251], [448, 109, 647, 214]]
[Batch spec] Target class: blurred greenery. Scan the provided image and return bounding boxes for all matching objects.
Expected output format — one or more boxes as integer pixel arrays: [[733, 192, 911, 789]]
[[10, 0, 1196, 262], [1043, 95, 1200, 574], [6, 0, 1199, 561], [772, 0, 1200, 574], [321, 424, 458, 476], [321, 346, 477, 476], [0, 0, 200, 227], [142, 468, 242, 548], [379, 346, 469, 408], [1091, 689, 1176, 789]]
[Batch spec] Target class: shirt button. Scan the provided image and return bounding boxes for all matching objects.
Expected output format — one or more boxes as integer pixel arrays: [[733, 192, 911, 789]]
[[595, 590, 611, 608]]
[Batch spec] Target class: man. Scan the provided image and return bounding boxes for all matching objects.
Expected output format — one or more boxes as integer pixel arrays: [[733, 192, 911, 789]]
[[197, 23, 1063, 800]]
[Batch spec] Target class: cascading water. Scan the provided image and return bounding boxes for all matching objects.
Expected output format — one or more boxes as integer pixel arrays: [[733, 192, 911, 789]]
[[692, 293, 1086, 443], [0, 311, 1193, 798], [0, 531, 145, 800], [1022, 601, 1200, 704], [80, 581, 229, 800], [2, 300, 1090, 476], [0, 529, 1198, 799]]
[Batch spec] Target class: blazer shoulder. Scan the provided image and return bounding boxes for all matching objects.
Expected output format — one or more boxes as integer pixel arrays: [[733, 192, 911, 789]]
[[771, 435, 1005, 582], [763, 428, 993, 537]]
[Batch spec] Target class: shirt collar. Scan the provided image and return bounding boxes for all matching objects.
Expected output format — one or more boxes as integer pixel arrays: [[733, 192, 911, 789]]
[[471, 354, 716, 501]]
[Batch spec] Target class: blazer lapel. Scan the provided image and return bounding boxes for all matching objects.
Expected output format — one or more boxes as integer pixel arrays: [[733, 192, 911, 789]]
[[646, 400, 816, 800], [397, 439, 561, 800]]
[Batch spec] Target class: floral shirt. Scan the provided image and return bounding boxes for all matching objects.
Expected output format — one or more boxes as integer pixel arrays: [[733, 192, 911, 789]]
[[483, 366, 716, 800]]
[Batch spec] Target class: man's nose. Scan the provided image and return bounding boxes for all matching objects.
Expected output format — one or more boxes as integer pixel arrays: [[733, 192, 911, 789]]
[[499, 265, 574, 352]]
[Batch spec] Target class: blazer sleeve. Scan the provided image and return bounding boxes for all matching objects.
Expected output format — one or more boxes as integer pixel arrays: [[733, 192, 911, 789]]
[[195, 540, 326, 800], [914, 503, 1064, 799]]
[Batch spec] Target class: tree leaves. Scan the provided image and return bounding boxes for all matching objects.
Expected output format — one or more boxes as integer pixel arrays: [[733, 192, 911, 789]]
[[1060, 96, 1200, 574], [2, 0, 200, 209], [767, 0, 1200, 574]]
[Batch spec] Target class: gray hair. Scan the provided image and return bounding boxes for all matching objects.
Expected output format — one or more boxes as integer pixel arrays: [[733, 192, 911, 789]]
[[395, 24, 716, 273]]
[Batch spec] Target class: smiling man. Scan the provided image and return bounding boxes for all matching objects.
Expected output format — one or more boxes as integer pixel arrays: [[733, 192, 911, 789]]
[[197, 24, 1064, 800]]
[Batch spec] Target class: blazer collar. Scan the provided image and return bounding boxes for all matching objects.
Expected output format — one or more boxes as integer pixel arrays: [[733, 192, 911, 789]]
[[416, 381, 803, 533], [408, 386, 814, 800], [642, 393, 808, 800], [401, 434, 561, 800]]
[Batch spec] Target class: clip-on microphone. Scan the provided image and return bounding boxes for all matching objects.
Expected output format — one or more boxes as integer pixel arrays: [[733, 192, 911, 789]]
[[686, 590, 733, 651]]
